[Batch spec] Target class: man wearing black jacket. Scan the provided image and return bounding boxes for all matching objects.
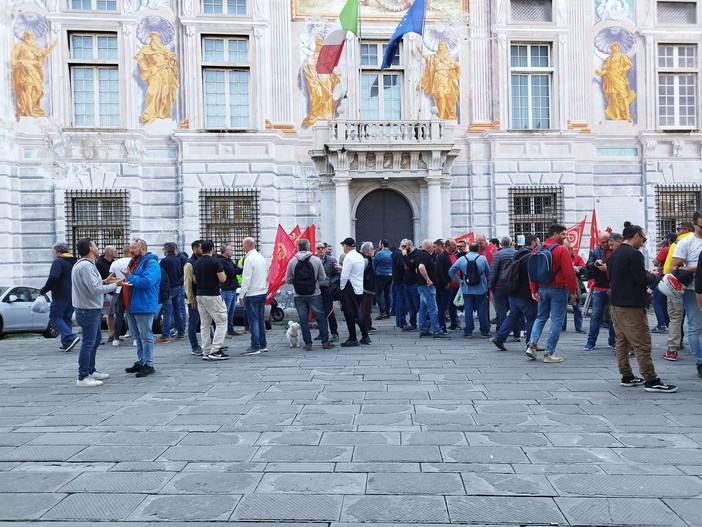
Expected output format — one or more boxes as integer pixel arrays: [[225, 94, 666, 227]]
[[216, 244, 242, 337], [401, 239, 421, 331], [608, 224, 677, 393], [491, 235, 538, 351], [40, 242, 80, 352], [435, 238, 460, 332], [391, 245, 407, 329]]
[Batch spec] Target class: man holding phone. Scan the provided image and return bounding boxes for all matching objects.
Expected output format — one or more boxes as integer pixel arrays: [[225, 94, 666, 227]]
[[584, 232, 615, 351]]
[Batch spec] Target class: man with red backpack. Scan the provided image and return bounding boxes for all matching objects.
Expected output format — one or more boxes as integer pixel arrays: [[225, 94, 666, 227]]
[[525, 224, 577, 363]]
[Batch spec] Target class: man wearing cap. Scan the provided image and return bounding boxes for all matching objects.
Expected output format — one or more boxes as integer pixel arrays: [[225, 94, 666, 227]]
[[337, 237, 371, 347]]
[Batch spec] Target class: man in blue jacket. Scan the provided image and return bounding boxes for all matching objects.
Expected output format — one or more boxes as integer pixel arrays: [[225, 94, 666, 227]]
[[373, 239, 393, 320], [122, 238, 160, 378], [449, 243, 491, 338]]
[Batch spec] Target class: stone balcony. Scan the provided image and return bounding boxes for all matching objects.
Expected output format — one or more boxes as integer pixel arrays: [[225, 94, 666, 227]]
[[310, 118, 459, 180]]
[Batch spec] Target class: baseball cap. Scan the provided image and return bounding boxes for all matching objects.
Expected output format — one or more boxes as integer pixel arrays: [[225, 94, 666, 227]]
[[340, 237, 356, 247]]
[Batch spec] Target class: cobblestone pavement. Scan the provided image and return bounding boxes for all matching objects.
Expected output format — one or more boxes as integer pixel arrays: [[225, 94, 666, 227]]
[[0, 312, 700, 526]]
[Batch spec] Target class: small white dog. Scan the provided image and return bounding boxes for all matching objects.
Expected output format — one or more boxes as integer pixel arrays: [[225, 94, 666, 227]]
[[286, 321, 301, 348]]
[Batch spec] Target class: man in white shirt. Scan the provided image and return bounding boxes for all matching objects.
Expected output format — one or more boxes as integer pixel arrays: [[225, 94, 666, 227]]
[[337, 237, 370, 347], [238, 237, 269, 356], [670, 211, 702, 379]]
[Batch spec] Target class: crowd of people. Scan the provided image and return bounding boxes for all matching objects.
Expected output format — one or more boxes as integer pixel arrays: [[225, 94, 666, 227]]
[[38, 215, 702, 392]]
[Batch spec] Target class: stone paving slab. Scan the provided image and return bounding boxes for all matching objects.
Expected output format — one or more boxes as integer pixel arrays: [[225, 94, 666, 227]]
[[232, 494, 343, 521], [340, 495, 449, 523], [446, 496, 565, 525], [0, 471, 77, 492], [257, 473, 366, 494], [127, 494, 241, 521], [0, 493, 67, 520], [42, 493, 146, 521], [556, 497, 688, 526], [59, 471, 175, 493]]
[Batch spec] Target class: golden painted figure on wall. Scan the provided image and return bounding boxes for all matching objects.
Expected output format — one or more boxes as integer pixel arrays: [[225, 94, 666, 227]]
[[134, 31, 179, 124], [302, 35, 340, 127], [11, 31, 56, 121], [418, 40, 460, 120], [595, 42, 635, 122]]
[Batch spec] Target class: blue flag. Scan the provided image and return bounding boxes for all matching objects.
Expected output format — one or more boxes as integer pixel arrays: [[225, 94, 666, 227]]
[[381, 0, 425, 70]]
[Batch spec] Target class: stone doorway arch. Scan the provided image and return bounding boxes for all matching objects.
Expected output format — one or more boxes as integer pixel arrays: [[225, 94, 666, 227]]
[[354, 189, 413, 248]]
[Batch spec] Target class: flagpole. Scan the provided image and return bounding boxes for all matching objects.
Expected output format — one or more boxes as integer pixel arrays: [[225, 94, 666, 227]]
[[417, 0, 427, 121]]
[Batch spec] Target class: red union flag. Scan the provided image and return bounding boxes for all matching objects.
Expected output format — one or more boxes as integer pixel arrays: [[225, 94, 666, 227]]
[[456, 232, 474, 244], [565, 216, 587, 254], [266, 225, 296, 303], [288, 225, 301, 243], [298, 224, 316, 251], [589, 209, 599, 251]]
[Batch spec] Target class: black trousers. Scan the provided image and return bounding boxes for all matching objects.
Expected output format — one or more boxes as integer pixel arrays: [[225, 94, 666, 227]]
[[341, 283, 368, 341]]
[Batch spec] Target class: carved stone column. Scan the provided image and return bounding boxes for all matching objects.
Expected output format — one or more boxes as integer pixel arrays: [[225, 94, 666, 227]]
[[426, 175, 443, 240], [333, 174, 352, 244]]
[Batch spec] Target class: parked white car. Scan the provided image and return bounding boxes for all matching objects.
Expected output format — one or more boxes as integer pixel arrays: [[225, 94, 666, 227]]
[[0, 285, 58, 339]]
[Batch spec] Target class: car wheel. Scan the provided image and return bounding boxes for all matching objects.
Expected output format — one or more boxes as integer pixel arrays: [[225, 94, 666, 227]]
[[0, 317, 4, 339], [271, 306, 285, 323], [42, 322, 59, 339]]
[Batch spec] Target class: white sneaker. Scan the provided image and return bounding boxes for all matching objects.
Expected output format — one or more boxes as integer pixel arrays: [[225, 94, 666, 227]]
[[76, 377, 103, 387], [112, 339, 120, 347], [543, 353, 564, 363], [90, 372, 110, 380]]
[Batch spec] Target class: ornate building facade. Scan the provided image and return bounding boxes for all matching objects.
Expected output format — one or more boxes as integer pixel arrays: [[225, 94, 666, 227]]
[[2, 0, 702, 283]]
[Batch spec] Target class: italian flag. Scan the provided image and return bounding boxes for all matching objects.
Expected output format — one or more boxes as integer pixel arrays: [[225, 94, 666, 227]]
[[316, 0, 359, 74]]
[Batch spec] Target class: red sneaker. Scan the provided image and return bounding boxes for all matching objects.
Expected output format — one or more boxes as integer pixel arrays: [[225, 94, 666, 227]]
[[662, 350, 678, 361]]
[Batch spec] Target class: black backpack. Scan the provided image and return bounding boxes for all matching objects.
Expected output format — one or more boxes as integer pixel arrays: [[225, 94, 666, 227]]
[[293, 255, 317, 295], [158, 268, 170, 304], [464, 255, 482, 286], [498, 253, 530, 295]]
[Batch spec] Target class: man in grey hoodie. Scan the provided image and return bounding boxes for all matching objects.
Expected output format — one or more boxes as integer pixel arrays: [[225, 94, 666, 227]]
[[71, 238, 120, 387]]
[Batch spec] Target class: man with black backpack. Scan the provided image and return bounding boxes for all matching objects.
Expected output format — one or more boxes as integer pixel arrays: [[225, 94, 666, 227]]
[[489, 236, 517, 336], [449, 243, 491, 338], [286, 238, 334, 351], [525, 224, 577, 363], [491, 234, 539, 351]]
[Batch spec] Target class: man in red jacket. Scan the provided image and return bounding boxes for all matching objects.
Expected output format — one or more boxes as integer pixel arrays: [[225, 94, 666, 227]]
[[525, 224, 577, 363]]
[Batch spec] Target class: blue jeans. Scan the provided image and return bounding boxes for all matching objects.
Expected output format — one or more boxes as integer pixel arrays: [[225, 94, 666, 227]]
[[587, 290, 615, 347], [496, 296, 537, 343], [244, 294, 267, 349], [221, 290, 237, 333], [492, 288, 517, 336], [393, 283, 407, 327], [295, 295, 328, 344], [161, 286, 184, 338], [464, 293, 490, 336], [75, 308, 102, 380], [50, 297, 77, 346], [128, 313, 155, 367], [563, 302, 583, 331], [529, 286, 568, 353], [187, 304, 200, 348], [417, 285, 441, 333], [682, 290, 702, 365], [652, 287, 669, 328], [437, 286, 459, 330], [403, 283, 420, 328]]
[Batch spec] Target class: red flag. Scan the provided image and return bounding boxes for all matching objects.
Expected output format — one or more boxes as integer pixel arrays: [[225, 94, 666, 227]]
[[299, 224, 316, 250], [456, 232, 474, 244], [589, 209, 599, 251], [288, 226, 301, 243], [266, 225, 296, 304], [565, 216, 587, 254]]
